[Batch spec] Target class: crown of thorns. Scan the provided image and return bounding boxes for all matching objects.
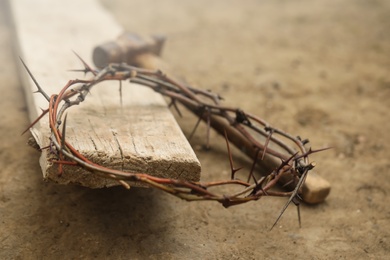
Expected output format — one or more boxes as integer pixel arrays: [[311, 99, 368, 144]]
[[22, 54, 327, 229]]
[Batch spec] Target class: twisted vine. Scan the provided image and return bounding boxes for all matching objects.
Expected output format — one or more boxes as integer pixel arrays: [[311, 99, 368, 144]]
[[22, 57, 326, 229]]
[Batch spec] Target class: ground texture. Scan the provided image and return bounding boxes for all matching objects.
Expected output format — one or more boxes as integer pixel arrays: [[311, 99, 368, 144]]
[[1, 0, 389, 259]]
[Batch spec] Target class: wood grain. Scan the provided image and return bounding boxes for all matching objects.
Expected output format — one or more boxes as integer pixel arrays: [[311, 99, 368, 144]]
[[10, 0, 201, 188]]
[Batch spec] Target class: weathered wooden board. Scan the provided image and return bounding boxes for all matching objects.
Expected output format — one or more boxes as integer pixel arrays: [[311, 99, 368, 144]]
[[10, 0, 201, 188]]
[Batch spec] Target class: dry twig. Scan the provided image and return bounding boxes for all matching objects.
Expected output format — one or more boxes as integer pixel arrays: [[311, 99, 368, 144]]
[[23, 58, 327, 228]]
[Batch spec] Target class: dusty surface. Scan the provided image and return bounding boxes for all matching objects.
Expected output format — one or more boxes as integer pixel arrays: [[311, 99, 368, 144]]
[[1, 0, 389, 259]]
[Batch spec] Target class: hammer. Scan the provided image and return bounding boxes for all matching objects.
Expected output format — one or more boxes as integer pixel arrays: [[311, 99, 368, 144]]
[[93, 32, 167, 70], [92, 33, 331, 204]]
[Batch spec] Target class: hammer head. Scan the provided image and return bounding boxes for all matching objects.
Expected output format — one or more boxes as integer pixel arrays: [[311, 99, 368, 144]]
[[93, 32, 165, 68]]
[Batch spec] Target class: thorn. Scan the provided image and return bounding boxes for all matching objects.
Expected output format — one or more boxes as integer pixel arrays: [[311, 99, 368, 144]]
[[251, 182, 270, 197], [223, 130, 242, 179], [270, 164, 310, 231], [247, 148, 260, 183], [261, 129, 273, 160], [21, 108, 50, 135], [19, 57, 50, 102], [270, 201, 289, 231], [295, 147, 332, 161], [281, 178, 294, 188], [61, 113, 68, 150], [273, 152, 297, 176], [293, 193, 303, 205], [297, 136, 310, 145], [311, 147, 332, 153], [261, 187, 269, 196], [168, 99, 183, 117], [302, 139, 309, 145], [72, 51, 97, 76], [39, 145, 51, 151], [189, 111, 203, 141]]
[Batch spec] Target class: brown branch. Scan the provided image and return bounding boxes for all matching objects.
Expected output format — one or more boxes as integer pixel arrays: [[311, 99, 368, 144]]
[[24, 61, 327, 229]]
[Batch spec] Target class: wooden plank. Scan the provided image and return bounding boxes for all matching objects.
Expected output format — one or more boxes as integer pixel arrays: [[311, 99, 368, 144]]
[[10, 0, 201, 188]]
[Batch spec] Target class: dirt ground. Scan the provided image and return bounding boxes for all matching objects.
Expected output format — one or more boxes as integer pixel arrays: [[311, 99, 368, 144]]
[[1, 0, 389, 259]]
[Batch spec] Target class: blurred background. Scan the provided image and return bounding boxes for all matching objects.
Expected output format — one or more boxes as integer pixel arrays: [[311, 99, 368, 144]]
[[1, 0, 389, 258]]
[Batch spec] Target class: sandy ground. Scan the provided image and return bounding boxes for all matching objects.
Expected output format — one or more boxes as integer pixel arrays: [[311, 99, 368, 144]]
[[1, 0, 389, 259]]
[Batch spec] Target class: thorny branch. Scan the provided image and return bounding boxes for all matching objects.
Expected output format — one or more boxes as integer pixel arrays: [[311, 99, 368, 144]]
[[23, 58, 327, 229]]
